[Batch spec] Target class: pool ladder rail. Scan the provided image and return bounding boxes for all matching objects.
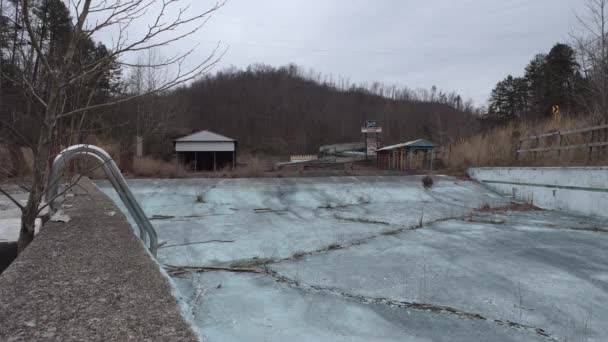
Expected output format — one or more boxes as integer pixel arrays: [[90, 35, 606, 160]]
[[46, 144, 158, 257]]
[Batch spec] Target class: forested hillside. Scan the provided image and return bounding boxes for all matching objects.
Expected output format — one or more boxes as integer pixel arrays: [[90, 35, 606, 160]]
[[160, 64, 479, 156]]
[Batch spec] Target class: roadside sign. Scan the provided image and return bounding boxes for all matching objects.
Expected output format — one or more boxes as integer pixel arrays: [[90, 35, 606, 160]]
[[362, 120, 381, 159], [552, 105, 560, 114], [365, 120, 378, 128], [361, 127, 382, 133]]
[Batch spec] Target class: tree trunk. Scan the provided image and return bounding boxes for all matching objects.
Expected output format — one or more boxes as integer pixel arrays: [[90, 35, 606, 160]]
[[18, 145, 49, 252], [17, 90, 58, 253]]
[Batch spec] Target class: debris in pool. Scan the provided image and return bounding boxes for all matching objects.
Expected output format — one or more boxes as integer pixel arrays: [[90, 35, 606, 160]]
[[254, 208, 288, 213], [159, 240, 235, 249], [150, 215, 176, 220], [50, 210, 70, 223]]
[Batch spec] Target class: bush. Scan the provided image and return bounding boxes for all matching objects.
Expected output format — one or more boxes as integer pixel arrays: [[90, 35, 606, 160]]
[[422, 175, 434, 189]]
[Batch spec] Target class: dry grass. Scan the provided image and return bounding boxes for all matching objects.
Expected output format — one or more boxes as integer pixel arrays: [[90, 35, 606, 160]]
[[477, 201, 539, 213], [441, 114, 608, 171], [130, 153, 285, 179], [222, 153, 270, 178], [133, 157, 185, 178]]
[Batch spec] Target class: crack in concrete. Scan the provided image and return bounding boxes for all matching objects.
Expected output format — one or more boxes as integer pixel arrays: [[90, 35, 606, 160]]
[[197, 214, 473, 271], [261, 268, 559, 342], [269, 213, 472, 266], [165, 206, 563, 341], [169, 264, 558, 341], [333, 215, 391, 225]]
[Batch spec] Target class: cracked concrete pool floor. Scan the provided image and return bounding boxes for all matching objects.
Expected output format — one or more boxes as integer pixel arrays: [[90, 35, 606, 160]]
[[98, 176, 608, 342]]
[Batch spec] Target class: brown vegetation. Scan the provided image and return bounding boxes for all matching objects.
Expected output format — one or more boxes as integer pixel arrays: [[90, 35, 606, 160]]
[[439, 115, 608, 171], [477, 201, 539, 213]]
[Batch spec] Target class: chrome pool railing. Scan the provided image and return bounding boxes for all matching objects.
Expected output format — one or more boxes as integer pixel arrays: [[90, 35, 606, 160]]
[[46, 144, 158, 257]]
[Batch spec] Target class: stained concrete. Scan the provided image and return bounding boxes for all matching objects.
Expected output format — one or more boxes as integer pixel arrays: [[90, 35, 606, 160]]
[[0, 178, 197, 342], [468, 167, 608, 219], [271, 210, 608, 342], [96, 175, 608, 341]]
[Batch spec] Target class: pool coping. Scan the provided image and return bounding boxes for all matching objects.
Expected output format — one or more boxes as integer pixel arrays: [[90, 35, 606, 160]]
[[0, 177, 198, 341]]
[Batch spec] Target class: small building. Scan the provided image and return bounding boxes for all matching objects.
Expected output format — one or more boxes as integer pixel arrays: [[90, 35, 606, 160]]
[[174, 130, 237, 171], [376, 139, 435, 171]]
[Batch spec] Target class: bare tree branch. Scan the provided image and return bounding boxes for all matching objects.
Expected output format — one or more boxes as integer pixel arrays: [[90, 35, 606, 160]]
[[0, 187, 25, 211]]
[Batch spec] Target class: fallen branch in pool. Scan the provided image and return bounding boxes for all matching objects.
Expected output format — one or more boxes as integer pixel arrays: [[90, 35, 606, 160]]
[[150, 215, 175, 220], [159, 240, 235, 249], [254, 208, 288, 213], [165, 264, 265, 276]]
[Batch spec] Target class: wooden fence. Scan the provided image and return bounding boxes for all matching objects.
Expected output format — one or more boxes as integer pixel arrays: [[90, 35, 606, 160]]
[[516, 124, 608, 162]]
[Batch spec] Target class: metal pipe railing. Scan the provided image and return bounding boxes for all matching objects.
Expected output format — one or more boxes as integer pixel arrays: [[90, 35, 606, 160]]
[[46, 144, 158, 256]]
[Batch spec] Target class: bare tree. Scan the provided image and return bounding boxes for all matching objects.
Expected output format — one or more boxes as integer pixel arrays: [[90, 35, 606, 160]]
[[574, 0, 608, 119], [4, 0, 225, 252]]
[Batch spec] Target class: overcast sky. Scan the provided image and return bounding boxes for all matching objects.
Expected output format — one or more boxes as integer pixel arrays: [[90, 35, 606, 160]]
[[105, 0, 585, 106]]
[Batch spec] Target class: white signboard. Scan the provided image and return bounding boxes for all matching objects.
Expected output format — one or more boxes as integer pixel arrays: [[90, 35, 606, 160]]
[[361, 127, 382, 133]]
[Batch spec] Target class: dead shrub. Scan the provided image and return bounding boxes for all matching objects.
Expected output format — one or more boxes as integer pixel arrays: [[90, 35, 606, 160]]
[[133, 157, 184, 178], [422, 175, 434, 189]]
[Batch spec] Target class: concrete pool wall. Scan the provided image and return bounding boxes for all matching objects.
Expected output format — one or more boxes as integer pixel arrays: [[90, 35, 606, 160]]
[[0, 178, 198, 342], [468, 166, 608, 219]]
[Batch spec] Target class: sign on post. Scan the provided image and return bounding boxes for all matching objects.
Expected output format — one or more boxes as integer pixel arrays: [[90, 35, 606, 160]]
[[362, 120, 382, 133], [365, 120, 378, 128], [366, 137, 378, 156], [552, 104, 561, 122], [361, 127, 382, 133], [362, 120, 382, 158]]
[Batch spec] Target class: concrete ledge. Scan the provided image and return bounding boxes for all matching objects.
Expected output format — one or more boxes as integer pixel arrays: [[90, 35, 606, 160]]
[[0, 178, 197, 341], [468, 166, 608, 218]]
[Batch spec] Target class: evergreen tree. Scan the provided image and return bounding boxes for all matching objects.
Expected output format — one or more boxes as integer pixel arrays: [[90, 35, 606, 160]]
[[488, 43, 584, 121], [543, 43, 582, 115], [488, 75, 528, 121]]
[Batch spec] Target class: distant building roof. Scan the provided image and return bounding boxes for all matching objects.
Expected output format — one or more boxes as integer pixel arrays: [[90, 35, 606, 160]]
[[376, 139, 435, 152], [174, 130, 235, 143]]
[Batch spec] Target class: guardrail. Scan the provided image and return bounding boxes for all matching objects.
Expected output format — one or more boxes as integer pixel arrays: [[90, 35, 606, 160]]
[[516, 124, 608, 162], [46, 145, 158, 256]]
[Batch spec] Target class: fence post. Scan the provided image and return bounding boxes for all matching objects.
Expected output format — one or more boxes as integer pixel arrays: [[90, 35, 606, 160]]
[[556, 132, 562, 163], [533, 137, 539, 163], [588, 130, 595, 164], [604, 119, 608, 157]]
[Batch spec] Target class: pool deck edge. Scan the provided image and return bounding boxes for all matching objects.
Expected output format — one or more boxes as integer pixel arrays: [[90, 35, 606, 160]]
[[0, 178, 198, 342]]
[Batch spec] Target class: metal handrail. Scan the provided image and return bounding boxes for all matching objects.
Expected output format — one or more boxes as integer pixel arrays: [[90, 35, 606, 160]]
[[46, 144, 158, 256]]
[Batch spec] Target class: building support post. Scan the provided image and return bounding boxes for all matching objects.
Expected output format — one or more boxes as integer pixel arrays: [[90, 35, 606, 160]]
[[213, 151, 217, 172]]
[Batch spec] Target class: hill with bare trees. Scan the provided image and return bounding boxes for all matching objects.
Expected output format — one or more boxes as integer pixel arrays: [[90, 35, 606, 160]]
[[152, 64, 480, 157]]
